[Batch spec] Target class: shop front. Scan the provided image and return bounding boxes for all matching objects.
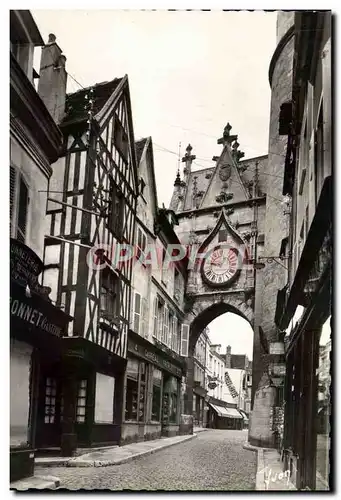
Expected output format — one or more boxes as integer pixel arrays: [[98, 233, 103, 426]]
[[10, 239, 73, 482], [121, 330, 185, 444], [193, 384, 207, 428], [207, 398, 243, 430]]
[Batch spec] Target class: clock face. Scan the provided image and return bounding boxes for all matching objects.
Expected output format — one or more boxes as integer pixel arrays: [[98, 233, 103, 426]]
[[201, 246, 240, 287]]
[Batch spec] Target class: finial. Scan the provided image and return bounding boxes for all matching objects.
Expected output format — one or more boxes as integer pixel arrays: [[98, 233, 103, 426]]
[[48, 33, 56, 44], [174, 170, 181, 187], [186, 144, 193, 154], [232, 140, 240, 150], [218, 122, 237, 146]]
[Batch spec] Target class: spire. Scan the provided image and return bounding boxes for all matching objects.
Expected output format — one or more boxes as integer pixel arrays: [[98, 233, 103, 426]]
[[174, 141, 182, 186], [182, 143, 196, 182], [217, 122, 238, 147]]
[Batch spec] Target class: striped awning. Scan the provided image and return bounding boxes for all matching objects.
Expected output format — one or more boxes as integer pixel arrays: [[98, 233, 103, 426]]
[[238, 409, 249, 421], [209, 403, 243, 419]]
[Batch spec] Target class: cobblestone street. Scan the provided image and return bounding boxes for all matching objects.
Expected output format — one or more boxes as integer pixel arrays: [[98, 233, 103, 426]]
[[36, 430, 256, 491]]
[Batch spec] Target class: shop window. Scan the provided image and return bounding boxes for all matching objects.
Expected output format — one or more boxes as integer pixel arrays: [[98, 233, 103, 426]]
[[10, 166, 29, 243], [44, 377, 57, 424], [100, 269, 119, 318], [151, 368, 162, 422], [125, 358, 139, 421], [76, 380, 87, 423], [169, 378, 179, 423], [108, 179, 124, 240], [138, 362, 147, 422]]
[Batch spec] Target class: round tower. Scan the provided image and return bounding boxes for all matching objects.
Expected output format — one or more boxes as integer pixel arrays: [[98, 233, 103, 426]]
[[249, 12, 295, 448]]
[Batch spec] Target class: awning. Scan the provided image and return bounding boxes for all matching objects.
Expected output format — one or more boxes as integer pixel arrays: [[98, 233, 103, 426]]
[[209, 403, 243, 419], [238, 409, 249, 421]]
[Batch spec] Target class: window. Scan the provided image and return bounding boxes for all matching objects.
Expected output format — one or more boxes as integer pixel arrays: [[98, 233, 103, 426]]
[[133, 292, 141, 334], [114, 115, 129, 161], [125, 358, 139, 421], [76, 380, 87, 423], [10, 166, 29, 243], [44, 378, 57, 424], [163, 305, 169, 345], [180, 324, 189, 357], [108, 179, 124, 239], [171, 317, 179, 353], [168, 310, 173, 347], [100, 269, 119, 317], [136, 227, 147, 261], [218, 229, 228, 242], [174, 268, 181, 302], [151, 368, 162, 422], [139, 178, 146, 197], [153, 296, 158, 338], [157, 300, 164, 341], [161, 248, 167, 285], [314, 103, 324, 199], [163, 376, 179, 424]]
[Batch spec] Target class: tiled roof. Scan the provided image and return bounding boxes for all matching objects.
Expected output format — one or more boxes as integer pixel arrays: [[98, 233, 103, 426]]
[[135, 138, 148, 165], [62, 78, 123, 126]]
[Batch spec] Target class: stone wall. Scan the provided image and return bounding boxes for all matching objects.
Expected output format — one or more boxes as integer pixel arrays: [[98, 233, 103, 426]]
[[249, 13, 295, 447]]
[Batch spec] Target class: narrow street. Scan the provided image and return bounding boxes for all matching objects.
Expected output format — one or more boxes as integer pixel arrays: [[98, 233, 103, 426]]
[[37, 430, 256, 491]]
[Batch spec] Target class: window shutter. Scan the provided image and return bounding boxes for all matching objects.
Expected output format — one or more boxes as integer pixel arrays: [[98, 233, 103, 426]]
[[163, 306, 168, 345], [153, 297, 158, 337], [10, 166, 16, 233], [172, 316, 177, 351], [180, 324, 189, 357], [133, 292, 141, 334], [17, 177, 28, 243], [168, 312, 173, 348]]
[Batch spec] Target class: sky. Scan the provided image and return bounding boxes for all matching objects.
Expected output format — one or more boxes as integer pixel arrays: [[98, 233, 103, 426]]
[[31, 9, 277, 360]]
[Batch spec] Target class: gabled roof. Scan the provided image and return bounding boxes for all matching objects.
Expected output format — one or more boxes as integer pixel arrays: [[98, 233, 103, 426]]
[[62, 78, 123, 126]]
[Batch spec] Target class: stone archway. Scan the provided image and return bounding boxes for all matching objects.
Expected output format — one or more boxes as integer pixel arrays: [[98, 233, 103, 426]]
[[180, 295, 255, 435]]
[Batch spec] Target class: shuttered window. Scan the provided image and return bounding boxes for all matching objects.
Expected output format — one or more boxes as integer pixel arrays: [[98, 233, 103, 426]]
[[10, 166, 29, 243], [180, 324, 190, 357]]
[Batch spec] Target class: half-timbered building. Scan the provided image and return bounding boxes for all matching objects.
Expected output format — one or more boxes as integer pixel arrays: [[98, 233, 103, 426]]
[[122, 137, 189, 444], [37, 38, 138, 454]]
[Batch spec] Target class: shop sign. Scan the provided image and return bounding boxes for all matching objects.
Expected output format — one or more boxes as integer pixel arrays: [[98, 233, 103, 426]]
[[269, 363, 286, 377], [269, 342, 285, 355], [10, 239, 50, 298], [10, 282, 72, 337], [128, 339, 182, 377]]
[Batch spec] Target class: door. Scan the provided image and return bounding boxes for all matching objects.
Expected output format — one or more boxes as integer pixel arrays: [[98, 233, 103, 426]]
[[36, 374, 63, 448]]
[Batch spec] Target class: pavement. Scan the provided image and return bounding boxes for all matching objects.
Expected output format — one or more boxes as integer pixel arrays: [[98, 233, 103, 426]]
[[35, 429, 256, 490], [243, 441, 297, 491], [10, 475, 60, 491]]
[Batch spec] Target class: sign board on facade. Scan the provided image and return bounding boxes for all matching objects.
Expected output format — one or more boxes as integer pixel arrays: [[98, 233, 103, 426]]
[[10, 282, 71, 337], [269, 342, 285, 355], [269, 363, 286, 377], [10, 239, 50, 298], [128, 338, 183, 378]]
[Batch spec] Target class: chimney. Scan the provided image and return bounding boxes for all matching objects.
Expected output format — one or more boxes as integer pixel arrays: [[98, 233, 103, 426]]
[[226, 345, 231, 368], [38, 34, 67, 124]]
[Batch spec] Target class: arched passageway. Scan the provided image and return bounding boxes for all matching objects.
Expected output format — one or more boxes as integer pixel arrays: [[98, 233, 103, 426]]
[[181, 301, 255, 434]]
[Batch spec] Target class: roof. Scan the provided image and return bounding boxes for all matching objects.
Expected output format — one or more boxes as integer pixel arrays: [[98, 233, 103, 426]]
[[10, 10, 44, 46], [135, 138, 148, 165], [62, 78, 123, 126], [231, 354, 248, 370]]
